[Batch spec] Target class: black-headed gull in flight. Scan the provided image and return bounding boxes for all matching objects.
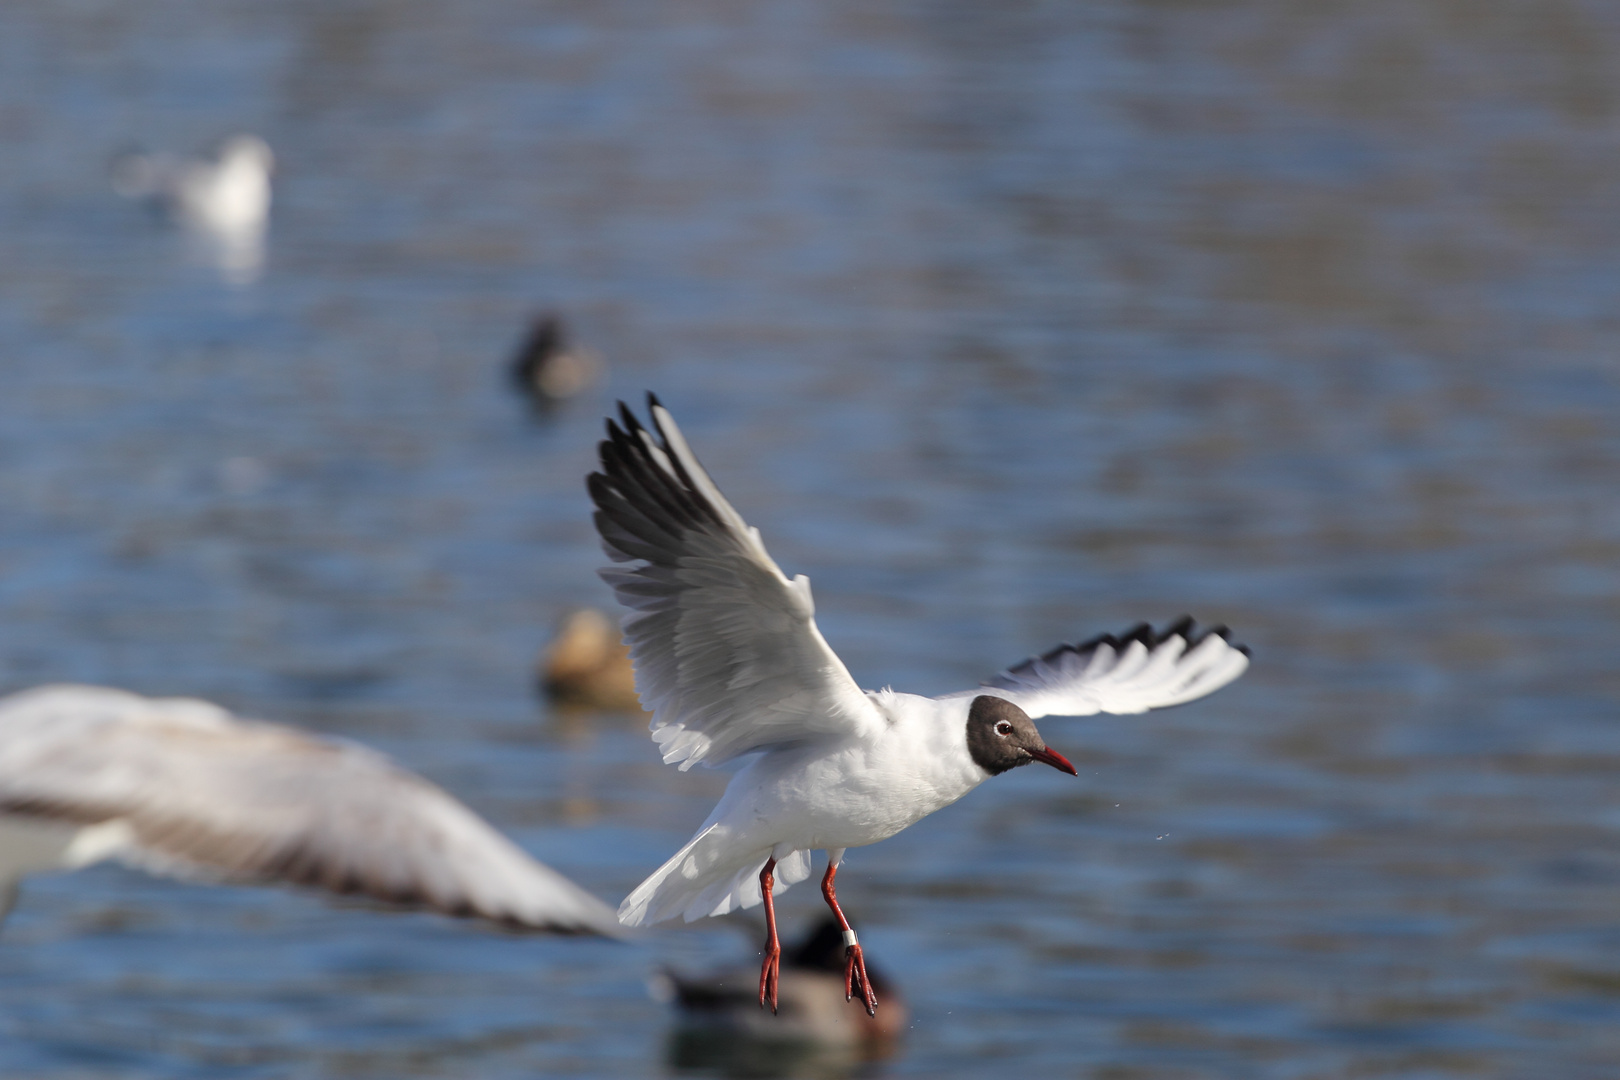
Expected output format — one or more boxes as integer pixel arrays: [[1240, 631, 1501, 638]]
[[589, 396, 1249, 1015], [0, 684, 620, 936]]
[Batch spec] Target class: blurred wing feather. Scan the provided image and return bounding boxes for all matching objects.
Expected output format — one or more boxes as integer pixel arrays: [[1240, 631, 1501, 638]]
[[0, 685, 620, 935], [589, 397, 882, 770]]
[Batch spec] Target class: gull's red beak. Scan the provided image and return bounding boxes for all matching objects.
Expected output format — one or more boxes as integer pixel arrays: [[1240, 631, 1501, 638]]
[[1028, 745, 1078, 776]]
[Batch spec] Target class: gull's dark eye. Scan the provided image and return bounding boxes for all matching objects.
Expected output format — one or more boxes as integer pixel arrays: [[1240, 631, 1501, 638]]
[[995, 721, 1013, 736]]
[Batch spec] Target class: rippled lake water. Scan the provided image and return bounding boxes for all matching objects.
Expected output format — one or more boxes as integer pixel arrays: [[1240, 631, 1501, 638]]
[[3, 1, 1620, 1076]]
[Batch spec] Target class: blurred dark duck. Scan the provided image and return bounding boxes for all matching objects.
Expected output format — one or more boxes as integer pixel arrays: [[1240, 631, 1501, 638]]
[[540, 608, 643, 712], [653, 916, 906, 1072], [510, 314, 601, 408]]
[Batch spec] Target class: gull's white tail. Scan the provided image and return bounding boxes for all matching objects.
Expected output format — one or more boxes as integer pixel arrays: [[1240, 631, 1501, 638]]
[[618, 823, 812, 927]]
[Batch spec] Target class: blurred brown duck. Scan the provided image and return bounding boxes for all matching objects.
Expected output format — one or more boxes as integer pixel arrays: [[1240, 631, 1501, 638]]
[[539, 608, 644, 712]]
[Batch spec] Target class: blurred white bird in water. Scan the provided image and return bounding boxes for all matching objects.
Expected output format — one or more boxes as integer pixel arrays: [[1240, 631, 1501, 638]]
[[0, 684, 621, 936], [111, 133, 274, 285]]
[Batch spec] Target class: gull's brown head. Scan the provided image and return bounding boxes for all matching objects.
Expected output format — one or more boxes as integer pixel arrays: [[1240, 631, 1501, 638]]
[[965, 695, 1077, 778]]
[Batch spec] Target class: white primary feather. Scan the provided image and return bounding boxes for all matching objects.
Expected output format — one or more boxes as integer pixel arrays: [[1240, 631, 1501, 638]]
[[0, 684, 620, 935]]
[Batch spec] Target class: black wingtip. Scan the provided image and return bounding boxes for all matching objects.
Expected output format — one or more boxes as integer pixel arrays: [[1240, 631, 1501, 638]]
[[1035, 617, 1250, 665], [617, 400, 644, 435], [647, 390, 664, 412], [605, 399, 634, 439], [1188, 621, 1252, 658], [1204, 625, 1252, 658]]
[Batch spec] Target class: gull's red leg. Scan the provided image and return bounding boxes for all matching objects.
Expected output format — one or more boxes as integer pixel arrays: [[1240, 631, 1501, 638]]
[[820, 857, 878, 1017], [758, 857, 780, 1013]]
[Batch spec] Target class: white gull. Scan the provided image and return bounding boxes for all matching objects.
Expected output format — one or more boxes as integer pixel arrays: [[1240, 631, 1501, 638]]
[[112, 134, 274, 284], [588, 395, 1250, 1015]]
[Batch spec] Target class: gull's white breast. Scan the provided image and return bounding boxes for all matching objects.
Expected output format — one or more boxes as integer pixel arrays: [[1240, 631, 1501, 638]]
[[705, 692, 986, 853]]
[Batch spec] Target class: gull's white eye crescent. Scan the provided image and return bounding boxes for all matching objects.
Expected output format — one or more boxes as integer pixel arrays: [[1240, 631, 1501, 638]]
[[995, 721, 1013, 736]]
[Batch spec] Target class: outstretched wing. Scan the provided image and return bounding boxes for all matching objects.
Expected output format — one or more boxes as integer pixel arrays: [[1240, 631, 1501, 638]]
[[588, 396, 883, 770], [0, 685, 621, 936], [948, 618, 1249, 718]]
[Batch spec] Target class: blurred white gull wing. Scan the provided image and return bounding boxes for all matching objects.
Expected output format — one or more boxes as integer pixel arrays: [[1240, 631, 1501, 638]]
[[587, 396, 884, 770], [943, 618, 1250, 719], [0, 685, 620, 935]]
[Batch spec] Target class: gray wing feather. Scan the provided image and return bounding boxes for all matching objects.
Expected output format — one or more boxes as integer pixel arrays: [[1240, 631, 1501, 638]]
[[588, 397, 882, 770]]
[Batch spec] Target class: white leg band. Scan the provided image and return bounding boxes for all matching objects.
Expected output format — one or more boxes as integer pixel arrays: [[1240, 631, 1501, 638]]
[[842, 929, 859, 948]]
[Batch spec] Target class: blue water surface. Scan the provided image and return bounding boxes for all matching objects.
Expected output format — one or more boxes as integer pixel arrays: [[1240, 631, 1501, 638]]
[[2, 1, 1620, 1077]]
